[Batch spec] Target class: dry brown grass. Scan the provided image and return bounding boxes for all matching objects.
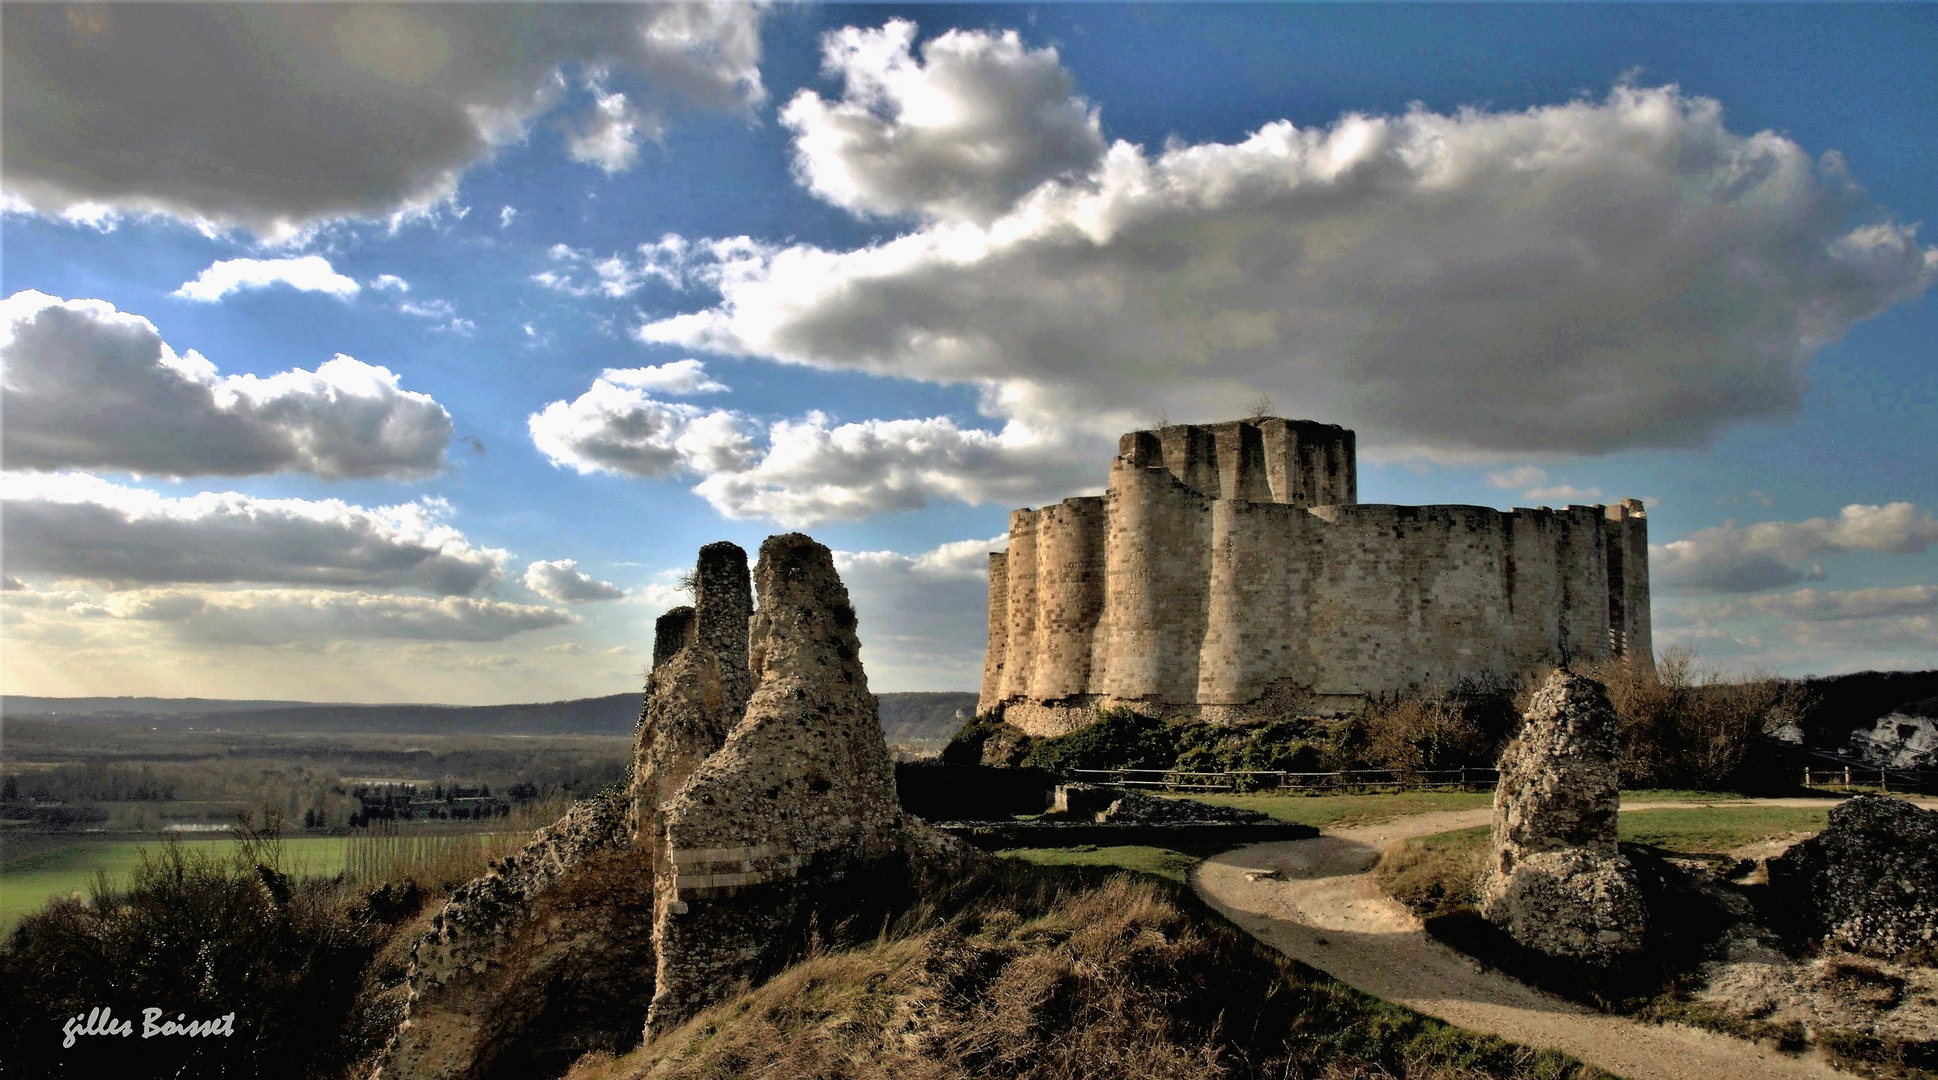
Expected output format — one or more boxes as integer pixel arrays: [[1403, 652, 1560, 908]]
[[562, 869, 1599, 1080]]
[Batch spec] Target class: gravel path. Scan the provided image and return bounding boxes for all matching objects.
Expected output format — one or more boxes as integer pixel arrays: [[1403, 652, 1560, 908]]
[[1190, 797, 1934, 1080]]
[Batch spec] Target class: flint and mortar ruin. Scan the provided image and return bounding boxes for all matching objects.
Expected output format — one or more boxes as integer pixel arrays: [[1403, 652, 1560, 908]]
[[376, 534, 925, 1079], [1480, 669, 1647, 966], [980, 418, 1652, 735]]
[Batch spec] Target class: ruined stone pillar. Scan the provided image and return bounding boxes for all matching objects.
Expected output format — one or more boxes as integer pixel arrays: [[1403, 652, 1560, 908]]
[[646, 534, 901, 1034], [631, 542, 753, 839], [1480, 670, 1646, 965]]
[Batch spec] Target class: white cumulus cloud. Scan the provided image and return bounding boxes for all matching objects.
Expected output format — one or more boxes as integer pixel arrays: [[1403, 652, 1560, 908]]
[[1653, 503, 1938, 593], [527, 377, 757, 479], [567, 71, 657, 174], [834, 533, 1008, 691], [642, 72, 1935, 457], [1, 472, 508, 595], [524, 559, 625, 604], [173, 256, 360, 302], [690, 413, 1092, 527], [2, 291, 451, 478], [2, 3, 767, 239], [780, 19, 1105, 223], [602, 359, 728, 396], [529, 364, 1096, 526]]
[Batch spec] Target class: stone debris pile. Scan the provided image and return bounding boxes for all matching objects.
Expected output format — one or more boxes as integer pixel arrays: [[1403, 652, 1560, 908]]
[[1769, 794, 1938, 961], [1479, 669, 1648, 967]]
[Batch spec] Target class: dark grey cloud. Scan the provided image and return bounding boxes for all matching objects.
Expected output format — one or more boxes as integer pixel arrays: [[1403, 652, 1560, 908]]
[[3, 3, 765, 238], [2, 291, 451, 478], [1, 473, 507, 595]]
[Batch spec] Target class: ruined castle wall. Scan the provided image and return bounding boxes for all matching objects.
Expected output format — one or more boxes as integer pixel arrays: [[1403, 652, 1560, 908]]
[[1096, 454, 1213, 704], [980, 419, 1650, 732]]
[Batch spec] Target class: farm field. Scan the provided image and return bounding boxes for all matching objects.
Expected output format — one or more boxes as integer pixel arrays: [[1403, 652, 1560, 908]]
[[1, 828, 530, 934]]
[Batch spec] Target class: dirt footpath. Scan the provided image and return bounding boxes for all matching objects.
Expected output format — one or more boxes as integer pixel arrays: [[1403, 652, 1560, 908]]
[[1191, 798, 1933, 1080]]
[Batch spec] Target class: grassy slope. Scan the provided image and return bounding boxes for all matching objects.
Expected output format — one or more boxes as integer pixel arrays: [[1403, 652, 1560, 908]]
[[563, 870, 1602, 1080]]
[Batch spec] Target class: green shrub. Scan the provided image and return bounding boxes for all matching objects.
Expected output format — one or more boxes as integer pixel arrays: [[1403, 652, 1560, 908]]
[[0, 832, 396, 1079], [1022, 708, 1178, 775], [1174, 720, 1322, 774], [939, 715, 1008, 765]]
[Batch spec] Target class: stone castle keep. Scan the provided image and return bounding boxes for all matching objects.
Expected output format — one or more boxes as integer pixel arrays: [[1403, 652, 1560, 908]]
[[980, 418, 1653, 735]]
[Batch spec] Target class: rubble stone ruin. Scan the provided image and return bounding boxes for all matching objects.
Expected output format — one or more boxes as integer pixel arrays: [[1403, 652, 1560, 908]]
[[644, 532, 904, 1032], [1769, 794, 1938, 960], [1479, 669, 1648, 967], [374, 533, 920, 1079], [980, 418, 1652, 735]]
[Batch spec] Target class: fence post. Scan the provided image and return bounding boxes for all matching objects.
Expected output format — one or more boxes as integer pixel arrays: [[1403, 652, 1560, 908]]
[[1459, 766, 1467, 791], [1881, 769, 1888, 794], [1804, 767, 1811, 789], [1845, 766, 1852, 788]]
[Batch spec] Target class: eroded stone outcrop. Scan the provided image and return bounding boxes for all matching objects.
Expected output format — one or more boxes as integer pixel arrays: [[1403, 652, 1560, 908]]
[[375, 790, 649, 1080], [1479, 669, 1647, 966], [646, 533, 904, 1032], [1769, 794, 1938, 961]]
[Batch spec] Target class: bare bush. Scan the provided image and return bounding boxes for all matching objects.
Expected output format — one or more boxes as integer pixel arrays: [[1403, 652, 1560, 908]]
[[1581, 646, 1804, 789]]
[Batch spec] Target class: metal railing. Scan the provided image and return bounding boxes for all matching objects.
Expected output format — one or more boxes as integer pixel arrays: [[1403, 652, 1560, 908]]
[[1068, 766, 1500, 794]]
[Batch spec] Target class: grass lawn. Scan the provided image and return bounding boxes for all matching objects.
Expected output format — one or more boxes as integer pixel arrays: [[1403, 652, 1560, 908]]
[[1001, 801, 1834, 886], [1174, 790, 1496, 828], [996, 844, 1202, 882]]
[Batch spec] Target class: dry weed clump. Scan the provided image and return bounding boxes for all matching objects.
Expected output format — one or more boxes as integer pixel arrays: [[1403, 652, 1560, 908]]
[[565, 868, 1598, 1080]]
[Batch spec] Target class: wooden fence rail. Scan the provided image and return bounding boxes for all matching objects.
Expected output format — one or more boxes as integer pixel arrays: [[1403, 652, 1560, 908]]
[[1068, 766, 1501, 793]]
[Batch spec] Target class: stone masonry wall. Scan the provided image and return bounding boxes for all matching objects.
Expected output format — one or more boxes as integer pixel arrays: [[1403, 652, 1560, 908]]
[[980, 417, 1651, 732]]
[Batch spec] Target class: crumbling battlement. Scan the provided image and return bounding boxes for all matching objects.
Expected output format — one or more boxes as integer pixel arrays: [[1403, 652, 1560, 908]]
[[981, 418, 1651, 734]]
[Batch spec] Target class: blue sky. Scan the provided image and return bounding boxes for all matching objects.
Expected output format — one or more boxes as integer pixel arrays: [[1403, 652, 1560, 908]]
[[3, 3, 1934, 703]]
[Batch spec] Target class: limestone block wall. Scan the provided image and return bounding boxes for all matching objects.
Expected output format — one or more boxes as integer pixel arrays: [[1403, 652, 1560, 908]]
[[981, 417, 1652, 734]]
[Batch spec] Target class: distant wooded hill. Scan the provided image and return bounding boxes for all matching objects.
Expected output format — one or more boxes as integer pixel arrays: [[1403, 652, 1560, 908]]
[[1, 691, 978, 746]]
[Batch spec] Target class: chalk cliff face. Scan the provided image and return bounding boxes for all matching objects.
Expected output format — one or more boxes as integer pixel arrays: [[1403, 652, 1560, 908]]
[[981, 418, 1652, 735]]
